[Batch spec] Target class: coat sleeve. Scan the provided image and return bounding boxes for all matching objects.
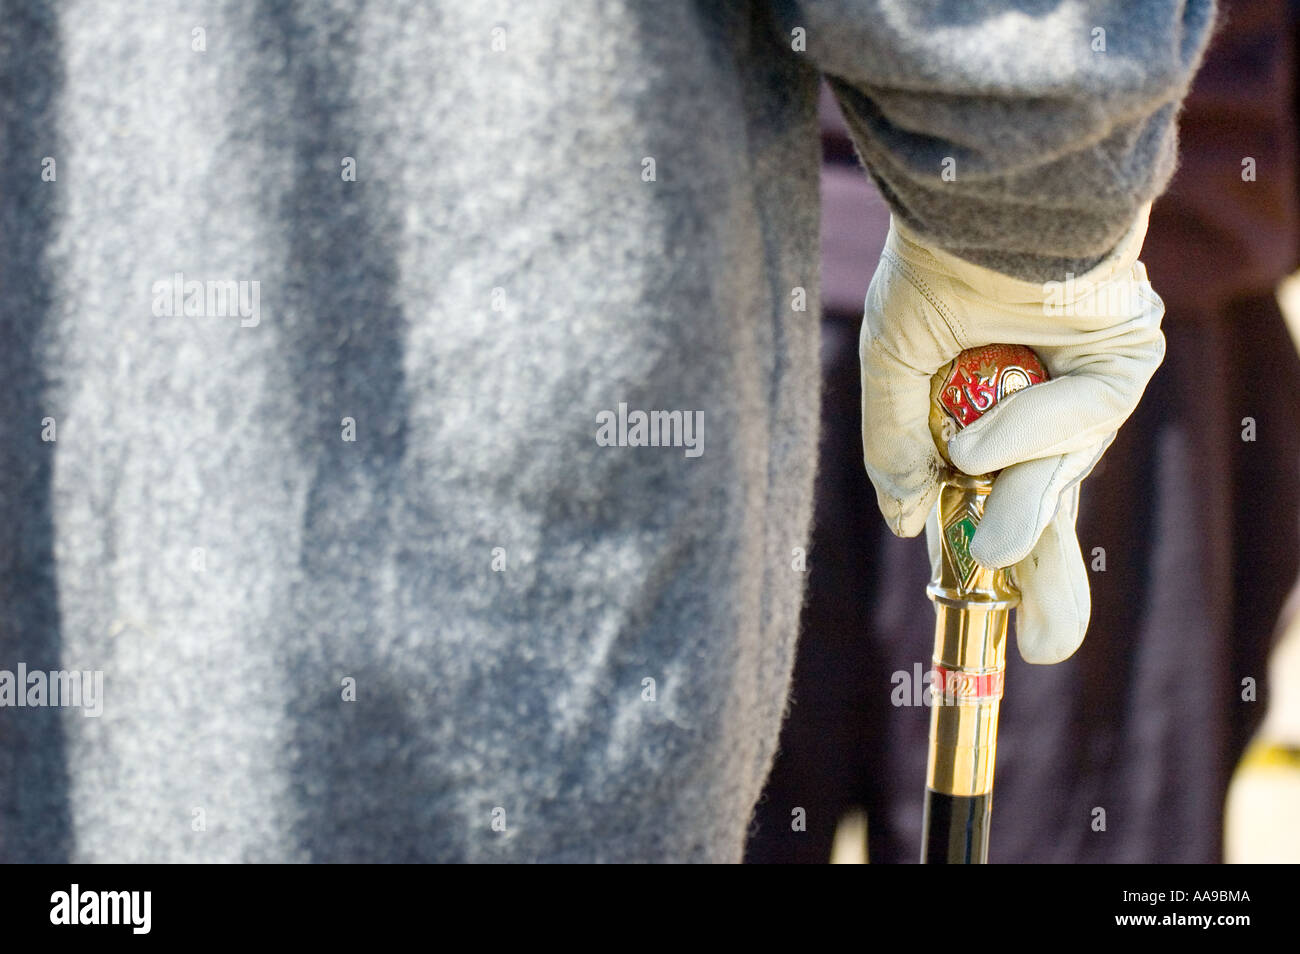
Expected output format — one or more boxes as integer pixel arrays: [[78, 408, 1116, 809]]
[[771, 0, 1218, 281]]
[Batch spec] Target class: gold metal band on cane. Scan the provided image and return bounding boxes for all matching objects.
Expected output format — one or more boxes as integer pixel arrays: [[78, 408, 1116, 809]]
[[925, 473, 1017, 798]]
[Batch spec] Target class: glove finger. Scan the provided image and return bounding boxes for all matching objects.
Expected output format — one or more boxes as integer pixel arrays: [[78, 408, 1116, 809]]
[[947, 331, 1163, 476], [860, 334, 947, 538], [1010, 484, 1091, 664], [970, 435, 1113, 569]]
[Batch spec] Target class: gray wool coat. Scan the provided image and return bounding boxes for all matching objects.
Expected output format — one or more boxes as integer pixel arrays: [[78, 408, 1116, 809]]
[[0, 0, 1212, 862]]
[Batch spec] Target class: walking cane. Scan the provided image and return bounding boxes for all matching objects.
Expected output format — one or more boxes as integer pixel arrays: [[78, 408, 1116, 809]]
[[921, 343, 1048, 864]]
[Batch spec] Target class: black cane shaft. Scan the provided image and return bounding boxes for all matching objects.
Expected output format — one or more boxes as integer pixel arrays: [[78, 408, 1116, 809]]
[[922, 789, 992, 864]]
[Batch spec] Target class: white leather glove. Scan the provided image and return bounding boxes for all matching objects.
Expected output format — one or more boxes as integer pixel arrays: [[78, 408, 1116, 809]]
[[860, 204, 1164, 664]]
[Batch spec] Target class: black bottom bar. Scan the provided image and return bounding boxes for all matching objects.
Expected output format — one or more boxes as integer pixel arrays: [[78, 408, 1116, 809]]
[[921, 789, 992, 864]]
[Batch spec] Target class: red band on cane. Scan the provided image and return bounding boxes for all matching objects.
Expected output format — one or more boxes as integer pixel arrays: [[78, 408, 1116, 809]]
[[930, 664, 1005, 703]]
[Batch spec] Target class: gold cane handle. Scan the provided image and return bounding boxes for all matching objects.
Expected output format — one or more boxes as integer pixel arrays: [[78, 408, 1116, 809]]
[[921, 344, 1048, 863], [925, 343, 1048, 610]]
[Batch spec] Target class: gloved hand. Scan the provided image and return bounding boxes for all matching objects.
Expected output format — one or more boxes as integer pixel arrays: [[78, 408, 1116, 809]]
[[860, 204, 1164, 664]]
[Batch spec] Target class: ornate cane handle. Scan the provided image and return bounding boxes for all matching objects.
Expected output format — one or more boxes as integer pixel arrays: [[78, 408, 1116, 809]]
[[927, 344, 1049, 605]]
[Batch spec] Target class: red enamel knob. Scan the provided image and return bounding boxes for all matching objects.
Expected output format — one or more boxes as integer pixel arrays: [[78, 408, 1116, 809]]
[[929, 344, 1048, 470]]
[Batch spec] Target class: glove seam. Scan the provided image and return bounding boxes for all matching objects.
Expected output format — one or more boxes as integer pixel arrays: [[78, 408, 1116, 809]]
[[880, 246, 969, 349]]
